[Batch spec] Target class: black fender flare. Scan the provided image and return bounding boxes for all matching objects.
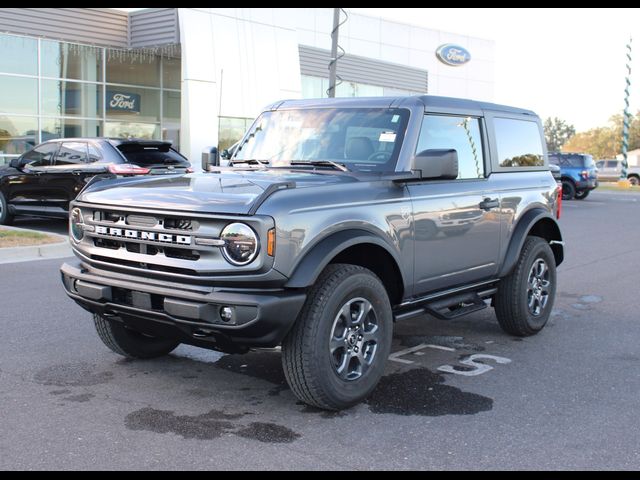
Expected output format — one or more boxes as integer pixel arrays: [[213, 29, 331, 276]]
[[498, 209, 563, 277], [284, 229, 407, 289]]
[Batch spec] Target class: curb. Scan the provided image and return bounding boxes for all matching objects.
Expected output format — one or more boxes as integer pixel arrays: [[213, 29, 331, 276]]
[[0, 226, 72, 264]]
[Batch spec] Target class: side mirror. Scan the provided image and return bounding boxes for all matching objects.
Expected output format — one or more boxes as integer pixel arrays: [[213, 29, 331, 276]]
[[412, 149, 458, 180], [201, 146, 219, 172], [9, 157, 24, 169]]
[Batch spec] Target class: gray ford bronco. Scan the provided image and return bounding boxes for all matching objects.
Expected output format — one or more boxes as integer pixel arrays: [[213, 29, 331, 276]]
[[61, 96, 563, 410]]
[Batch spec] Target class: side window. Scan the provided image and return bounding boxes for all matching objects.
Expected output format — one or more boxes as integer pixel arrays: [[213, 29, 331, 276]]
[[494, 117, 544, 168], [416, 115, 485, 179], [596, 161, 604, 169], [21, 143, 58, 167], [606, 160, 618, 168], [87, 144, 102, 163], [55, 142, 88, 165]]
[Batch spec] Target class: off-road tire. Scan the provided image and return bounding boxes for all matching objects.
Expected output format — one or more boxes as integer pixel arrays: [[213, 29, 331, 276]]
[[281, 264, 393, 410], [93, 313, 180, 359], [495, 236, 556, 337], [561, 179, 575, 200]]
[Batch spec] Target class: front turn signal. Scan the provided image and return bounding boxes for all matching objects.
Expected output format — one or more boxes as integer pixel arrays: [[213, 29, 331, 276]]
[[267, 228, 276, 257]]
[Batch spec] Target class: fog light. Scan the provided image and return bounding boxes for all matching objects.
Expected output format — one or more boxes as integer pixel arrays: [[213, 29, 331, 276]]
[[220, 306, 233, 322]]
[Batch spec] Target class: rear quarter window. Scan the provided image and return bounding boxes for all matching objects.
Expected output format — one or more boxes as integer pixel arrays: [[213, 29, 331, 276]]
[[494, 117, 544, 169]]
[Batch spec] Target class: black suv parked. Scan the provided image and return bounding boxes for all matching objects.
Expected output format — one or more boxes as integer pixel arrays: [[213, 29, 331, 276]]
[[0, 138, 191, 224]]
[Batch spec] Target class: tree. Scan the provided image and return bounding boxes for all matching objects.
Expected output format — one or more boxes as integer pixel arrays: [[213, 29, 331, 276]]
[[562, 111, 640, 159], [544, 117, 576, 152]]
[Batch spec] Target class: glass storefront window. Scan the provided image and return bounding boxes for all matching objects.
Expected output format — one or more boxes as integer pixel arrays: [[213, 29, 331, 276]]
[[0, 34, 37, 76], [301, 75, 323, 98], [162, 90, 181, 148], [104, 121, 160, 140], [0, 116, 38, 155], [106, 50, 160, 87], [41, 117, 102, 140], [105, 86, 160, 123], [41, 80, 102, 118], [218, 117, 253, 151], [163, 57, 181, 90], [0, 76, 38, 115], [41, 40, 102, 82]]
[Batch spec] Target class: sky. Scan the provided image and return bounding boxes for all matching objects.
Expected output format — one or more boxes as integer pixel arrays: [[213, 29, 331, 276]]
[[115, 8, 640, 133]]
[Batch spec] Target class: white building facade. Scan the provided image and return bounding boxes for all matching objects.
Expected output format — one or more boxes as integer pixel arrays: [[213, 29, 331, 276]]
[[0, 8, 495, 166]]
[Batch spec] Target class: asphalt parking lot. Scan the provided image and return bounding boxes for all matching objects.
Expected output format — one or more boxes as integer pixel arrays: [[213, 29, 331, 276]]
[[1, 190, 640, 470]]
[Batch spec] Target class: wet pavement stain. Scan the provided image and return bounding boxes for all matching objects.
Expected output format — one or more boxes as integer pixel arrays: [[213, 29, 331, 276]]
[[125, 407, 300, 443], [297, 403, 347, 419], [125, 408, 243, 440], [579, 295, 602, 304], [236, 422, 301, 443], [366, 368, 493, 416], [49, 389, 71, 395], [63, 393, 95, 403], [34, 363, 114, 387], [398, 335, 485, 352], [215, 351, 289, 393]]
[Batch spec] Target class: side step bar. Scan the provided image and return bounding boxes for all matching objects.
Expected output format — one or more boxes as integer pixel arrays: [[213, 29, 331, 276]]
[[394, 283, 498, 322]]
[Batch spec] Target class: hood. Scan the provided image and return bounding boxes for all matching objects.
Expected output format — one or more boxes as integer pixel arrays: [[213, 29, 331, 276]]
[[79, 169, 360, 215]]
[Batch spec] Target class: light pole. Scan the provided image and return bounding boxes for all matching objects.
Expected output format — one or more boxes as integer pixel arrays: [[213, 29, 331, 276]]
[[619, 37, 632, 188]]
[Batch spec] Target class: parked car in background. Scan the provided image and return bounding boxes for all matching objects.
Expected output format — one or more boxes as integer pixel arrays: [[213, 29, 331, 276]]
[[548, 152, 598, 200], [0, 138, 191, 225], [595, 159, 640, 186]]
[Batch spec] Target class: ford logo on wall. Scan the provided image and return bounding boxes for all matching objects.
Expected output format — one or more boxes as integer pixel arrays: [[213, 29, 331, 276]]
[[107, 91, 141, 113], [436, 44, 471, 66]]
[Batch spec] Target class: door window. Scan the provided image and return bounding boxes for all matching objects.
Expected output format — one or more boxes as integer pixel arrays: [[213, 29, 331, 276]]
[[55, 142, 88, 165], [416, 115, 485, 179], [20, 143, 58, 167]]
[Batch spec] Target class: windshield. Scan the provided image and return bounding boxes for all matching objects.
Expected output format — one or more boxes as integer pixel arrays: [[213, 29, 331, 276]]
[[550, 154, 595, 168], [233, 108, 410, 172]]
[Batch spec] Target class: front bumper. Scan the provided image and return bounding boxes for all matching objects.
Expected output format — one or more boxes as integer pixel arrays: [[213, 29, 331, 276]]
[[60, 261, 306, 352]]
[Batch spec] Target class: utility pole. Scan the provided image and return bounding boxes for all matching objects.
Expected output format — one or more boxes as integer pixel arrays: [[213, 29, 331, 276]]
[[327, 8, 341, 98]]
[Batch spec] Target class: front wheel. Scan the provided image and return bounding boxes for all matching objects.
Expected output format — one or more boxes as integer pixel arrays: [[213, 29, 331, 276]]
[[0, 191, 13, 225], [494, 236, 557, 336], [281, 264, 393, 410], [93, 314, 180, 359], [561, 180, 575, 200], [574, 190, 590, 200], [628, 175, 640, 186]]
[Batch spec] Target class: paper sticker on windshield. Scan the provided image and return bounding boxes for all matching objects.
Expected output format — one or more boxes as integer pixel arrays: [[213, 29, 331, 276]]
[[379, 131, 397, 142], [391, 114, 400, 123]]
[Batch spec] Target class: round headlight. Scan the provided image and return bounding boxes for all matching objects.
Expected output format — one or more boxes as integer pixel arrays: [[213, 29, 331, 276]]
[[70, 208, 84, 242], [220, 223, 259, 266]]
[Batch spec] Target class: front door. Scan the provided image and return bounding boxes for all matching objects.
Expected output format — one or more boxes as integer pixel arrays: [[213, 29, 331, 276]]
[[6, 142, 59, 214], [408, 114, 501, 295]]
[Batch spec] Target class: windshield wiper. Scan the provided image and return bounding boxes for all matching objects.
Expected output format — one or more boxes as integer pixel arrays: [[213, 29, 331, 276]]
[[289, 160, 349, 172], [231, 159, 269, 168]]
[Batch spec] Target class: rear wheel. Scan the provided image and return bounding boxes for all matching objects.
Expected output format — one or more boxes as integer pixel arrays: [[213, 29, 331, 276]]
[[0, 191, 13, 225], [561, 180, 575, 200], [93, 314, 180, 359], [628, 175, 639, 186], [281, 264, 393, 410], [574, 190, 589, 200], [495, 236, 557, 336]]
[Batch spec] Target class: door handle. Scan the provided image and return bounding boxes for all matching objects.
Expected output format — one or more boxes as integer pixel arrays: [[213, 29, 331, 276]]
[[479, 198, 499, 210]]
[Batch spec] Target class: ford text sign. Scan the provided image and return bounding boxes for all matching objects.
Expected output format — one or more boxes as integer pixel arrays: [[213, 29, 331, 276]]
[[107, 91, 141, 113], [436, 44, 471, 66]]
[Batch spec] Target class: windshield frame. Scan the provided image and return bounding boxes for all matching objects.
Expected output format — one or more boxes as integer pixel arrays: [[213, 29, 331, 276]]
[[232, 106, 411, 174]]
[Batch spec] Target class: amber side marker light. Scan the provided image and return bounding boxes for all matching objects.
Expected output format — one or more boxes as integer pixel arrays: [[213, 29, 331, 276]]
[[267, 228, 276, 256]]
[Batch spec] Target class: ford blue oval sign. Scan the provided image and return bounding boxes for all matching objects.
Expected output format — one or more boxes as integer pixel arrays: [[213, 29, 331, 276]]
[[436, 44, 471, 66]]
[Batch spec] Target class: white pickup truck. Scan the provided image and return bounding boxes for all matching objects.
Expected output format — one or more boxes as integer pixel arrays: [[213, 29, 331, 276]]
[[596, 159, 640, 185]]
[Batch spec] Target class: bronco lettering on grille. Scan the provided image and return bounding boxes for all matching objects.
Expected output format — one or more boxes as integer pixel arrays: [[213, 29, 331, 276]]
[[95, 225, 191, 245]]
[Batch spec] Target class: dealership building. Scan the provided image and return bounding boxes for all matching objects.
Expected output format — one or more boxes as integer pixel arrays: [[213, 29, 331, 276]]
[[0, 8, 495, 166]]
